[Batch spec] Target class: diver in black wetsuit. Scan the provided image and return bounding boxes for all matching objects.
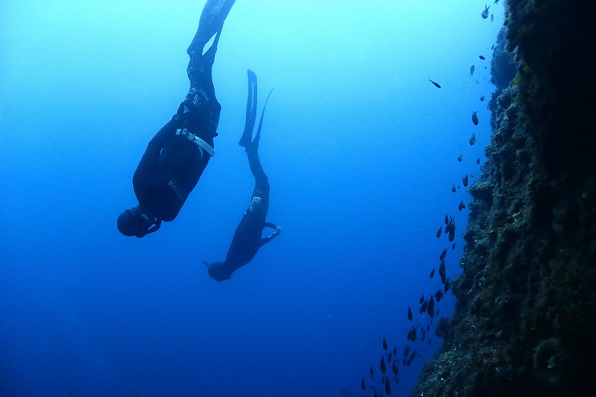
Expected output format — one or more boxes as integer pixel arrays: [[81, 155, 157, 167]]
[[205, 70, 281, 281], [117, 0, 236, 238]]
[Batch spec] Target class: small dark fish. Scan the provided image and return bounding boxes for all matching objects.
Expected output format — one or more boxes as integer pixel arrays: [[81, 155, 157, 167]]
[[436, 226, 442, 238], [439, 260, 446, 280], [408, 307, 413, 321], [429, 268, 435, 279], [392, 361, 399, 376], [419, 294, 424, 304], [480, 95, 485, 101], [446, 216, 456, 236], [491, 44, 495, 50], [457, 154, 463, 162], [470, 65, 475, 76], [458, 200, 466, 211], [404, 345, 410, 357], [469, 132, 477, 145], [494, 0, 499, 4], [472, 111, 479, 125], [361, 377, 367, 391], [429, 78, 441, 88], [383, 337, 388, 351], [452, 242, 456, 249], [444, 214, 449, 225], [385, 378, 392, 395], [435, 289, 444, 302], [439, 248, 448, 261], [407, 326, 418, 343], [451, 184, 457, 193], [479, 55, 486, 60], [445, 279, 451, 292], [387, 353, 392, 363], [393, 347, 397, 356], [491, 14, 494, 22], [481, 5, 490, 19], [419, 300, 427, 314], [370, 365, 374, 376], [427, 324, 430, 331], [427, 296, 435, 315], [380, 356, 387, 373], [476, 157, 481, 164], [462, 174, 469, 187], [406, 349, 417, 366]]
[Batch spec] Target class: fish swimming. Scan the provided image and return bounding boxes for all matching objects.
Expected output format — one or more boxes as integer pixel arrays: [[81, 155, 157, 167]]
[[476, 157, 481, 164], [469, 132, 477, 145], [439, 248, 448, 261], [481, 5, 490, 19], [380, 356, 387, 373], [392, 361, 399, 376], [427, 296, 435, 315], [429, 268, 435, 279], [444, 214, 449, 225], [429, 78, 442, 88], [407, 326, 418, 342], [457, 154, 463, 162], [479, 55, 486, 60], [470, 65, 475, 76], [480, 95, 485, 101], [361, 378, 367, 391], [408, 307, 413, 321], [472, 111, 479, 125], [458, 201, 466, 211], [451, 184, 457, 193], [383, 337, 388, 351], [462, 174, 469, 187], [436, 226, 442, 238], [439, 260, 446, 280]]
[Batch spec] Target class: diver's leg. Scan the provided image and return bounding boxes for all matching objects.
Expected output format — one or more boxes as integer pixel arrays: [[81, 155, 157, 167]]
[[247, 140, 268, 185], [187, 0, 236, 56], [180, 30, 222, 141]]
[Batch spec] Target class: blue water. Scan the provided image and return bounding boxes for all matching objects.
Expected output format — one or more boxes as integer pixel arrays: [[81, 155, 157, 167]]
[[1, 1, 503, 396]]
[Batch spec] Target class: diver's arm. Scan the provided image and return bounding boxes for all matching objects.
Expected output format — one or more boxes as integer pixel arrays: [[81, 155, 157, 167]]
[[259, 223, 281, 247], [146, 219, 162, 235]]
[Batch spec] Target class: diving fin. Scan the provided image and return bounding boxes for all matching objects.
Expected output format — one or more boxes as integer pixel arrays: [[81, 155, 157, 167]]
[[239, 69, 258, 148], [187, 0, 237, 55]]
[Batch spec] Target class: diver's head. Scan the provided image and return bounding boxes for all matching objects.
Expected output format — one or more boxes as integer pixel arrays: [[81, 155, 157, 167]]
[[117, 206, 161, 238], [204, 261, 231, 282]]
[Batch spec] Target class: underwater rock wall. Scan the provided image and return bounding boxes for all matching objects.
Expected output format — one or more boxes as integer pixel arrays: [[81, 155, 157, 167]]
[[414, 1, 596, 396]]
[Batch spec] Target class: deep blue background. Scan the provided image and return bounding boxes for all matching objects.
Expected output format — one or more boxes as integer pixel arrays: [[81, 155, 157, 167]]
[[0, 1, 503, 396]]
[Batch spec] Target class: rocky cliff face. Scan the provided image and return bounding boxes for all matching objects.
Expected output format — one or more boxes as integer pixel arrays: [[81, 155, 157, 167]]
[[414, 1, 596, 396]]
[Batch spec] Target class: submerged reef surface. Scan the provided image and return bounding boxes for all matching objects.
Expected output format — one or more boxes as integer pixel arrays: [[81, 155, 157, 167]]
[[414, 1, 596, 396]]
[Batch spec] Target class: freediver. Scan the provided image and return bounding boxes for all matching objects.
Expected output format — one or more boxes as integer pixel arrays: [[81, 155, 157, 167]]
[[204, 70, 281, 281], [117, 0, 236, 238]]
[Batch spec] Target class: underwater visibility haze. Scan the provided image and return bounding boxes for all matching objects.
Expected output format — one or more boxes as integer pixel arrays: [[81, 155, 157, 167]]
[[1, 1, 504, 396]]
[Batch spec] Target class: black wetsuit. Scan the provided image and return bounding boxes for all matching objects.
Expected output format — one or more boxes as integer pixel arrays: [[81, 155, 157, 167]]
[[131, 0, 235, 222], [208, 71, 280, 280], [222, 145, 277, 271]]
